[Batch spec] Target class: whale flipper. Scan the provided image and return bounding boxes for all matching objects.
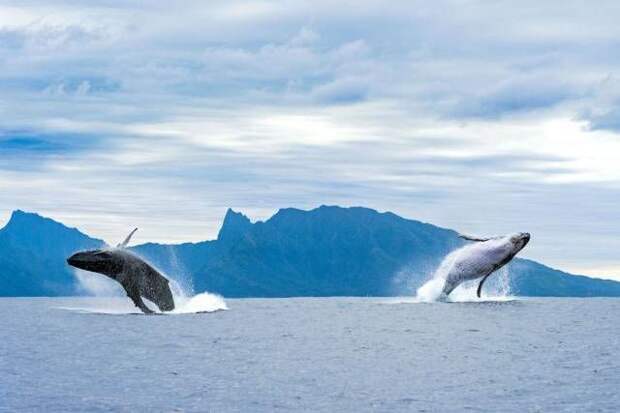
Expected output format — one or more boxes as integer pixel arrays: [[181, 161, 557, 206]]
[[139, 266, 175, 312], [118, 228, 138, 248], [128, 287, 154, 314], [476, 273, 492, 297], [459, 234, 497, 242]]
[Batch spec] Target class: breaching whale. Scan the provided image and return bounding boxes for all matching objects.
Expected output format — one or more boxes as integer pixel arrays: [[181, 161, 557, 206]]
[[438, 232, 530, 297], [67, 228, 175, 314]]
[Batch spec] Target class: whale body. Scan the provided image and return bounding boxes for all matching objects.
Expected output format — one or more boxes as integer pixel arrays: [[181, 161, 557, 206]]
[[438, 232, 530, 297], [66, 229, 175, 314]]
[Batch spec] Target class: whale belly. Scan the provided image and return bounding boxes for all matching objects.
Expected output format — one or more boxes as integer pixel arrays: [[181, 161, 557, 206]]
[[442, 255, 495, 295]]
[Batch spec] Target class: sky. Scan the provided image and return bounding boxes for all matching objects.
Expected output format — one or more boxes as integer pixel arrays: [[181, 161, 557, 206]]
[[1, 0, 620, 279]]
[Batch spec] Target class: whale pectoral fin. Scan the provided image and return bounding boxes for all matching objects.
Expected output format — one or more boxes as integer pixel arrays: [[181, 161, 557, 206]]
[[127, 288, 154, 314], [459, 234, 492, 242], [134, 296, 154, 315], [476, 273, 493, 298], [118, 228, 138, 248]]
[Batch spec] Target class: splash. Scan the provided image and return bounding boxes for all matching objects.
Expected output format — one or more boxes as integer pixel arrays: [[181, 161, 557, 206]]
[[414, 247, 462, 302], [415, 277, 446, 302], [162, 256, 228, 313], [58, 291, 227, 315], [162, 245, 194, 295], [170, 292, 228, 314]]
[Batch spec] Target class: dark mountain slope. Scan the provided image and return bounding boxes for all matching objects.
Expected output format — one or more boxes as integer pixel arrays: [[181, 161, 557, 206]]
[[1, 206, 619, 298], [0, 211, 103, 296]]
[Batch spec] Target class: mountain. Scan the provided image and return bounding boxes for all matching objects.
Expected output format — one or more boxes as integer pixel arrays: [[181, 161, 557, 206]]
[[1, 206, 620, 297], [0, 210, 104, 296], [509, 259, 620, 297], [192, 206, 461, 296]]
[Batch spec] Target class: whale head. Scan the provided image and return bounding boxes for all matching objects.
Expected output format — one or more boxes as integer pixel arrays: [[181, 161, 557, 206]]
[[508, 232, 530, 253], [67, 249, 123, 278]]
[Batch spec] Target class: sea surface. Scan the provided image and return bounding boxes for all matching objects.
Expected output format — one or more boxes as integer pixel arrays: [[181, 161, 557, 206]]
[[1, 297, 619, 412]]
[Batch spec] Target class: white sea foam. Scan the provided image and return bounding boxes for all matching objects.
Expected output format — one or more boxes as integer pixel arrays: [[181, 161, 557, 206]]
[[166, 264, 228, 313], [170, 292, 228, 313], [57, 291, 228, 315], [415, 277, 446, 302]]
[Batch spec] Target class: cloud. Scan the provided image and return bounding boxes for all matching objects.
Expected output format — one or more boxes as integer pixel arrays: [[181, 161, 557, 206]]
[[0, 130, 109, 172], [0, 136, 64, 153], [1, 1, 620, 277], [581, 76, 620, 132], [312, 77, 368, 103], [587, 108, 620, 132], [449, 79, 578, 119], [1, 1, 615, 122]]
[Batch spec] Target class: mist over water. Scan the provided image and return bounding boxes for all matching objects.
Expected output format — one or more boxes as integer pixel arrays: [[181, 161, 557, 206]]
[[73, 269, 124, 297], [162, 244, 194, 295]]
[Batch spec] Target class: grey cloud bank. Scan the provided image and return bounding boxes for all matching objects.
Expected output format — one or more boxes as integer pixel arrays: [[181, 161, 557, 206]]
[[0, 1, 620, 278]]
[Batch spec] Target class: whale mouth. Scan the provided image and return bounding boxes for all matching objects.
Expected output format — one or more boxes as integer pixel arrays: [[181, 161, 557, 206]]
[[67, 252, 86, 268]]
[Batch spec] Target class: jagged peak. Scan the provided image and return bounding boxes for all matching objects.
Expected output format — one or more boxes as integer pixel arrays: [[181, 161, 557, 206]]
[[10, 209, 40, 219], [217, 208, 253, 241]]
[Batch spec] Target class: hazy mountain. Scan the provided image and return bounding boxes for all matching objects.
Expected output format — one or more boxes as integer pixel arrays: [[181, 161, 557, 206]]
[[1, 206, 620, 297], [509, 259, 620, 297], [190, 206, 461, 296], [0, 210, 103, 296]]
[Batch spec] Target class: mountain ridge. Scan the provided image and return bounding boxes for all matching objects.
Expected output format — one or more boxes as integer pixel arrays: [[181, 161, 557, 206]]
[[1, 206, 619, 297]]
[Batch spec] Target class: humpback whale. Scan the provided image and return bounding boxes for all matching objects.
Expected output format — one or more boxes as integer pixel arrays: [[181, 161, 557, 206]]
[[67, 229, 175, 314], [438, 232, 530, 297]]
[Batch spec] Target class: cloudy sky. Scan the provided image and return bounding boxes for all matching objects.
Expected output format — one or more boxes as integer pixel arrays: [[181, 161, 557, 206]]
[[1, 1, 620, 279]]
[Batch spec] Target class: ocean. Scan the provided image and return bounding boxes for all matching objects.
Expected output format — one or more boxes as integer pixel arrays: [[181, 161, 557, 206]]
[[1, 297, 619, 412]]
